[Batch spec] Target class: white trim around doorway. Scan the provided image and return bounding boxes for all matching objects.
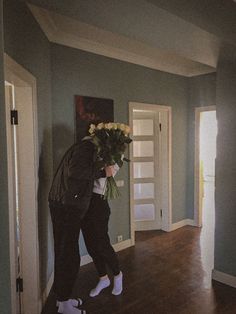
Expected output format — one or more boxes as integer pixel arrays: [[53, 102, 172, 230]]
[[129, 102, 172, 245], [4, 53, 40, 314]]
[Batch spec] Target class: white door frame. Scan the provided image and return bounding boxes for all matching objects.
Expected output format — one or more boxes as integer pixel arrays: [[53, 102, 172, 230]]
[[194, 105, 216, 227], [129, 102, 172, 245], [4, 54, 40, 314]]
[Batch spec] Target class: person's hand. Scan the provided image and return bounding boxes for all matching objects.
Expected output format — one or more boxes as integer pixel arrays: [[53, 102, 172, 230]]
[[105, 165, 115, 177]]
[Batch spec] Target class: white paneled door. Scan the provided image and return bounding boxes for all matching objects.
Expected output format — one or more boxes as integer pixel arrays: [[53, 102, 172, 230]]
[[5, 55, 40, 314], [129, 103, 171, 235]]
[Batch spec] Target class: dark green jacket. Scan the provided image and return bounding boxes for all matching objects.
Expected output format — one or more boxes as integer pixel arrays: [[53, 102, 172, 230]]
[[48, 140, 104, 218]]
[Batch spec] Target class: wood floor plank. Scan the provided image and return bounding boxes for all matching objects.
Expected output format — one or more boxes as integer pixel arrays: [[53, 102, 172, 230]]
[[42, 227, 236, 314]]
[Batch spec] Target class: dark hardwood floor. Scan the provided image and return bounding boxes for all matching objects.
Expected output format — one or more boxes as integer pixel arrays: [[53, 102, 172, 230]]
[[42, 226, 236, 314]]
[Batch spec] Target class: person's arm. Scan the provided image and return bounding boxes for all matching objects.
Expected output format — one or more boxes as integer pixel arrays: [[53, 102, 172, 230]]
[[66, 141, 96, 197], [94, 164, 119, 180], [94, 168, 106, 179], [104, 164, 119, 177], [68, 141, 95, 181]]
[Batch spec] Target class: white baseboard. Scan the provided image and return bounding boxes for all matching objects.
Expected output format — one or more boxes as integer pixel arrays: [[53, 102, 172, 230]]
[[187, 219, 197, 226], [43, 238, 133, 302], [212, 269, 236, 288], [170, 219, 196, 231], [114, 238, 133, 252]]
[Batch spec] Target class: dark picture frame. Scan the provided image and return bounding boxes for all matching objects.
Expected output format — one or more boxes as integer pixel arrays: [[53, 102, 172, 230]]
[[75, 95, 114, 141]]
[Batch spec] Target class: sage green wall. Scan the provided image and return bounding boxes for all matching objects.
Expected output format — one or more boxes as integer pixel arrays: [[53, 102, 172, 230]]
[[214, 45, 236, 276], [148, 0, 236, 284], [51, 43, 189, 254], [186, 73, 216, 218], [3, 0, 54, 293], [147, 0, 236, 45], [0, 0, 12, 312]]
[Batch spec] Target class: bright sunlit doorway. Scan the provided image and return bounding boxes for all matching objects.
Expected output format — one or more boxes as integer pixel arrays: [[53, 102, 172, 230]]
[[194, 106, 217, 227], [194, 106, 217, 283]]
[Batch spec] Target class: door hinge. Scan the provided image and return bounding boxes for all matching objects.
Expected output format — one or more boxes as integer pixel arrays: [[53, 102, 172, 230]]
[[16, 277, 23, 293], [159, 123, 162, 132], [10, 110, 18, 125], [160, 209, 163, 218]]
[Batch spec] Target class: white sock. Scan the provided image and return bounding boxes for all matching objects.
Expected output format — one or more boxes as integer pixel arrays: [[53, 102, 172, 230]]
[[112, 271, 123, 296], [57, 299, 82, 309], [57, 299, 84, 314], [89, 276, 110, 297]]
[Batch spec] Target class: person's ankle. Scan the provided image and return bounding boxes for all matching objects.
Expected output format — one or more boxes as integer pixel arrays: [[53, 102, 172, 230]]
[[57, 298, 84, 313], [112, 271, 123, 296], [100, 274, 109, 280], [57, 299, 82, 308], [89, 276, 110, 297], [114, 271, 122, 278]]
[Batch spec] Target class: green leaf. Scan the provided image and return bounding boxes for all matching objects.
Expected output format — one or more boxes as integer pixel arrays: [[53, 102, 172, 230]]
[[103, 177, 120, 200], [123, 157, 130, 162], [117, 159, 123, 168]]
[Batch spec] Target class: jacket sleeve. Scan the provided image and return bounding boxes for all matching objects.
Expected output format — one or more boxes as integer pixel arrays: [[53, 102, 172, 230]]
[[94, 169, 106, 179], [67, 141, 95, 183], [67, 141, 107, 189], [62, 141, 95, 212], [94, 164, 119, 180]]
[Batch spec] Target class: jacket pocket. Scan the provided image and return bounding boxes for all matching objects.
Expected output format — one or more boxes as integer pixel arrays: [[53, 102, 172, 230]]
[[62, 181, 89, 208]]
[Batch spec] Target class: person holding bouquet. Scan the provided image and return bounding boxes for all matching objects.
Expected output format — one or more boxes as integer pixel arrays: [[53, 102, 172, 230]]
[[82, 122, 132, 297], [48, 138, 114, 314]]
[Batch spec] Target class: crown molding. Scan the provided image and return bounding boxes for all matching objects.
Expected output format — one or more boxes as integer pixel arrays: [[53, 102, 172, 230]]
[[28, 4, 216, 77]]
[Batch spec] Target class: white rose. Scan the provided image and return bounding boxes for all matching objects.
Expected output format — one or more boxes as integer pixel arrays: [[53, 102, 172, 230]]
[[107, 123, 113, 130], [97, 122, 104, 130], [124, 125, 131, 135], [89, 124, 96, 134], [120, 123, 125, 131], [112, 123, 118, 129]]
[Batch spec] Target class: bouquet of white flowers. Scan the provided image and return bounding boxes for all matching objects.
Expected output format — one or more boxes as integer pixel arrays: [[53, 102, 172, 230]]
[[88, 122, 132, 199]]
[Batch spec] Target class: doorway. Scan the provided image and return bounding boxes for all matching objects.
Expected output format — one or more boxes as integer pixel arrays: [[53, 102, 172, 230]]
[[194, 106, 217, 227], [194, 106, 217, 284], [4, 54, 40, 314], [129, 102, 172, 245]]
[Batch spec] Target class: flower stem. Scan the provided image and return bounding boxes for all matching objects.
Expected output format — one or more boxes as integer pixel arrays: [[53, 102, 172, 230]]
[[103, 176, 120, 200]]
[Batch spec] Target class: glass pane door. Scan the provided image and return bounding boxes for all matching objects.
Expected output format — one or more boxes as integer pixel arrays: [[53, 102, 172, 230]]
[[132, 110, 161, 231]]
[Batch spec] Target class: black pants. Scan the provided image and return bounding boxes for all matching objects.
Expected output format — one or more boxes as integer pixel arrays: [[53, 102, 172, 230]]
[[50, 202, 82, 301], [81, 193, 120, 277]]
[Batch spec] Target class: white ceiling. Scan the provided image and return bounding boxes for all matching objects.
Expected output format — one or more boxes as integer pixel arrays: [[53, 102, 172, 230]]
[[28, 1, 221, 77]]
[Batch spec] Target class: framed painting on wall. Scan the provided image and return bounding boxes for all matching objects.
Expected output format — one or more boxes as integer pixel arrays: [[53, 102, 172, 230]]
[[75, 95, 114, 141]]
